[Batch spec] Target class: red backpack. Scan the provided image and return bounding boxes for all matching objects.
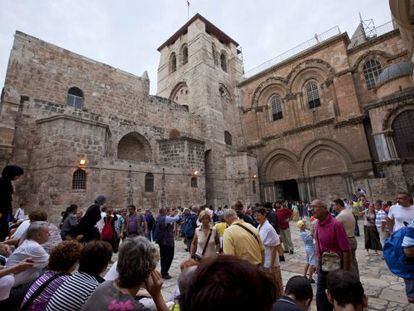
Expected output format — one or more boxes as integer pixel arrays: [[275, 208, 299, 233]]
[[101, 217, 113, 241]]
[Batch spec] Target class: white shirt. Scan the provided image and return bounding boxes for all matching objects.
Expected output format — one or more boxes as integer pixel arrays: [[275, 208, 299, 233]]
[[0, 275, 15, 301], [5, 239, 49, 287], [388, 204, 414, 232], [14, 208, 25, 222], [104, 261, 118, 281], [11, 220, 30, 240], [96, 211, 107, 233], [258, 220, 280, 268]]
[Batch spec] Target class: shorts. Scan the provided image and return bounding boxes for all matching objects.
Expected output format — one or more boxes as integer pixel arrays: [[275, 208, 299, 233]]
[[404, 279, 414, 303], [305, 247, 316, 266]]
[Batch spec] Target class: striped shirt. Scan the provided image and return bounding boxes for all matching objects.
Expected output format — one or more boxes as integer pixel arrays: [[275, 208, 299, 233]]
[[22, 271, 69, 311], [375, 210, 387, 230], [46, 271, 104, 311]]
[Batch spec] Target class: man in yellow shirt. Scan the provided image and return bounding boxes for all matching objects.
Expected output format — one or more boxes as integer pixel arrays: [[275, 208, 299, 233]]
[[222, 208, 264, 265]]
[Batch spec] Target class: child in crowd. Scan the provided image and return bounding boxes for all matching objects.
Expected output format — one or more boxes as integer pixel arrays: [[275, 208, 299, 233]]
[[297, 220, 316, 283]]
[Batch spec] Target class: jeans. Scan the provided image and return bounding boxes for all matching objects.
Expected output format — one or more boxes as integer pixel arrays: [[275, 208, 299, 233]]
[[316, 267, 333, 311], [159, 244, 175, 276], [404, 278, 414, 303], [354, 215, 360, 237]]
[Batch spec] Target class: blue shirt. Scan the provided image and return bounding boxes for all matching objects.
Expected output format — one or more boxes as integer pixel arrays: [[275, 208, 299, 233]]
[[299, 230, 315, 249]]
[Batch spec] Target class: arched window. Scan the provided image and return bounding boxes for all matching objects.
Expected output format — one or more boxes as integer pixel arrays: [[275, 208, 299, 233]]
[[145, 173, 154, 192], [305, 81, 320, 109], [191, 176, 198, 188], [170, 52, 177, 73], [212, 43, 218, 66], [363, 59, 382, 90], [72, 168, 86, 190], [181, 45, 188, 65], [220, 52, 227, 72], [66, 87, 84, 109], [224, 131, 232, 146], [270, 94, 283, 121], [392, 110, 414, 158]]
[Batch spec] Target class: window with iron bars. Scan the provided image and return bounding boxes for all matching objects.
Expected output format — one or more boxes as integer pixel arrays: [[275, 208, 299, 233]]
[[392, 110, 414, 159], [363, 59, 382, 90], [270, 95, 283, 121], [67, 87, 84, 109], [72, 168, 86, 190], [306, 81, 320, 109]]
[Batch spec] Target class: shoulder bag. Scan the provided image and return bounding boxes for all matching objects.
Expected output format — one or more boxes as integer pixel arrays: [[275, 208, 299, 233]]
[[316, 225, 341, 272], [194, 229, 212, 261]]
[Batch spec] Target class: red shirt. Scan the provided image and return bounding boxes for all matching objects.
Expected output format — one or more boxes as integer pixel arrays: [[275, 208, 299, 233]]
[[315, 214, 350, 258], [276, 208, 292, 230]]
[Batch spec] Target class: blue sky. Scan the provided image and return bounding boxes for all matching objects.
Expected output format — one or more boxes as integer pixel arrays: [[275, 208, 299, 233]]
[[0, 0, 391, 94]]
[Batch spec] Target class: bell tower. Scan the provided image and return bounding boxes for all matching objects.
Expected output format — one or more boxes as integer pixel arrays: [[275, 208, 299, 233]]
[[157, 14, 258, 207]]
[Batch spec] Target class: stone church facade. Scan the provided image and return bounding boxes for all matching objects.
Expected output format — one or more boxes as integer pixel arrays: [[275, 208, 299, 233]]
[[0, 13, 413, 221]]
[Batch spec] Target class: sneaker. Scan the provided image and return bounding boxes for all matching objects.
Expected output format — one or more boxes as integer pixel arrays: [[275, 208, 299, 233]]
[[289, 250, 294, 255], [309, 278, 316, 284], [162, 274, 172, 280], [284, 250, 289, 254], [279, 256, 285, 262]]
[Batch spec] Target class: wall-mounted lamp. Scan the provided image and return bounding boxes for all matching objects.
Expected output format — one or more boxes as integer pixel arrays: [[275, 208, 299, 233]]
[[79, 159, 86, 166], [253, 174, 257, 179], [193, 170, 199, 176]]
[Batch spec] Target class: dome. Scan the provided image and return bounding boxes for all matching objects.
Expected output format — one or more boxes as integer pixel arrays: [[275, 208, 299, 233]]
[[377, 61, 413, 86]]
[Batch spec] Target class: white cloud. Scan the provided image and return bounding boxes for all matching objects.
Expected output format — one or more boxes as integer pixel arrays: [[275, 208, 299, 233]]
[[0, 0, 392, 94]]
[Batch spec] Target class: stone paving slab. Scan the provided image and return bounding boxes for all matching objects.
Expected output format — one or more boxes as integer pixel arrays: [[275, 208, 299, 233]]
[[159, 221, 413, 310], [112, 221, 412, 310]]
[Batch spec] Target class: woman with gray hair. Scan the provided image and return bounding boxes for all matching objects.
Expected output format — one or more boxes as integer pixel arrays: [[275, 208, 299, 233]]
[[82, 236, 168, 311]]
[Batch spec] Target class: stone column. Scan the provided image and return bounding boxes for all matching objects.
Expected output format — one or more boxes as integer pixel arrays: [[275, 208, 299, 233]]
[[0, 87, 21, 167], [297, 178, 308, 202], [373, 133, 392, 162]]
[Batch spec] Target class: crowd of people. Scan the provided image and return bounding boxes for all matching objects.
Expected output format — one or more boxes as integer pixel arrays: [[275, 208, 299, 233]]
[[1, 164, 414, 310]]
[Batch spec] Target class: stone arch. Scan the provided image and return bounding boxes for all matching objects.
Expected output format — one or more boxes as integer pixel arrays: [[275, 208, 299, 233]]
[[181, 44, 188, 65], [266, 155, 300, 181], [170, 82, 189, 107], [382, 103, 414, 131], [220, 50, 227, 72], [391, 109, 414, 158], [350, 50, 393, 73], [300, 139, 352, 177], [288, 59, 334, 93], [261, 148, 299, 180], [117, 132, 152, 162], [251, 76, 288, 108], [169, 52, 177, 73]]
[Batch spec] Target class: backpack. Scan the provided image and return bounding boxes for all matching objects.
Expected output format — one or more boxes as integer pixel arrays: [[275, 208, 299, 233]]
[[101, 217, 114, 241], [383, 226, 414, 279], [181, 214, 196, 238]]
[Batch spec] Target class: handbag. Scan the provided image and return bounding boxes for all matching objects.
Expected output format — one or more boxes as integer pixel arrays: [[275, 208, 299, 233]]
[[316, 225, 341, 272], [320, 252, 341, 272]]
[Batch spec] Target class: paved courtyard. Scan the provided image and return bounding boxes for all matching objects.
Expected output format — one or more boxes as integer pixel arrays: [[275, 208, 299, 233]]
[[158, 221, 412, 311]]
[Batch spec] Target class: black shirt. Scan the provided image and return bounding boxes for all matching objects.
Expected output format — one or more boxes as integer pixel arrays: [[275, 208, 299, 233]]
[[273, 296, 303, 311]]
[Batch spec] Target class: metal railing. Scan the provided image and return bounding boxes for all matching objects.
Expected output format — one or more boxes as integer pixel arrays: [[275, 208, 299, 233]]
[[349, 21, 395, 48], [243, 21, 395, 79], [244, 26, 341, 79]]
